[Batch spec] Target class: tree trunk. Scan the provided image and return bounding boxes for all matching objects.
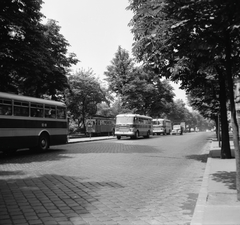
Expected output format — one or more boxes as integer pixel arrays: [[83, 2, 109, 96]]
[[225, 30, 240, 200], [218, 68, 232, 158], [214, 115, 219, 140], [229, 98, 240, 201]]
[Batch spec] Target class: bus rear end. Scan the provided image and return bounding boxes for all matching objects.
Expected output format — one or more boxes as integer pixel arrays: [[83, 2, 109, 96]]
[[152, 119, 165, 135]]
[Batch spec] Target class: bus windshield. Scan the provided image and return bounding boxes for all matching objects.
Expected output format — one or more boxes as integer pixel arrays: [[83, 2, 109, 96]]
[[152, 120, 164, 126], [116, 116, 134, 124]]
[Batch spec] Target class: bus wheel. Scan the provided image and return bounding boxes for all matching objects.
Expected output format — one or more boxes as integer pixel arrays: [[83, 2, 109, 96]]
[[38, 133, 49, 151], [146, 131, 150, 138], [134, 131, 139, 139], [117, 136, 121, 140]]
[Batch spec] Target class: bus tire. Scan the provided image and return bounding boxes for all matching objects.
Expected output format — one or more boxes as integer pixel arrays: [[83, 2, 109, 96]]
[[117, 135, 121, 140], [144, 131, 150, 138], [38, 133, 49, 151], [134, 131, 139, 139], [146, 131, 150, 138]]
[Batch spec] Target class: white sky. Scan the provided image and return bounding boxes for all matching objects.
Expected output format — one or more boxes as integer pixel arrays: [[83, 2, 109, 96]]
[[41, 0, 187, 103]]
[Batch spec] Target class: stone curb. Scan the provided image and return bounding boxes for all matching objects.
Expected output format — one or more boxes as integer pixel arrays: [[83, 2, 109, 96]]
[[190, 157, 212, 225], [67, 136, 116, 144]]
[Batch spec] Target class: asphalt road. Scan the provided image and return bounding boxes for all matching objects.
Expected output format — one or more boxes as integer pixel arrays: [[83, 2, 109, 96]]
[[0, 132, 213, 225]]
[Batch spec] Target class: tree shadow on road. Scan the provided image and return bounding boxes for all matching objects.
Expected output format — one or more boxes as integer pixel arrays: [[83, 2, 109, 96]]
[[0, 173, 125, 224], [185, 154, 209, 163], [0, 148, 72, 164], [0, 170, 25, 176], [0, 142, 162, 165]]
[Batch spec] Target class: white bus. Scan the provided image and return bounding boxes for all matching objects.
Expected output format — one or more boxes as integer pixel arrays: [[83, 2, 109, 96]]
[[0, 92, 68, 154], [115, 114, 153, 140], [152, 118, 172, 135]]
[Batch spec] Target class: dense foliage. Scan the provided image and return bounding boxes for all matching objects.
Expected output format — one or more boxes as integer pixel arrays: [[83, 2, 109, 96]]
[[104, 46, 175, 116], [0, 0, 78, 98], [66, 69, 108, 131], [128, 0, 240, 196]]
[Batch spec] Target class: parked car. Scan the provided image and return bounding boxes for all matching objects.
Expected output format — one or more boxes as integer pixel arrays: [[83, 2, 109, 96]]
[[172, 125, 183, 135]]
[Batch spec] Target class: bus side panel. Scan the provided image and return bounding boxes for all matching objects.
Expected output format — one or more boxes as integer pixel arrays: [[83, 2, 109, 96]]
[[0, 118, 68, 150], [0, 136, 38, 150], [50, 134, 68, 146], [0, 133, 67, 151], [95, 125, 101, 134]]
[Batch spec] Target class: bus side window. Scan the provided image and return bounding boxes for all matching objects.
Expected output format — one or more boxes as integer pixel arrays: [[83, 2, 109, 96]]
[[45, 105, 56, 118], [0, 98, 12, 115], [57, 107, 66, 119], [31, 103, 43, 117], [14, 101, 29, 117]]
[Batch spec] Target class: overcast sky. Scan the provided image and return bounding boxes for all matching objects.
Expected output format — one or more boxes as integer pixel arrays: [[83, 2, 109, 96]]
[[41, 0, 187, 103]]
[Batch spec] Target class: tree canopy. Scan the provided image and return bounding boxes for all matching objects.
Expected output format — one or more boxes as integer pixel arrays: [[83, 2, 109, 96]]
[[0, 0, 78, 98], [66, 69, 108, 129], [128, 0, 240, 197], [104, 46, 175, 116]]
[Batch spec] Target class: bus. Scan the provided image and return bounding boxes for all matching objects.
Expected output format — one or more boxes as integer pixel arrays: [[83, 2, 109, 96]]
[[0, 92, 68, 153], [115, 114, 153, 140], [85, 116, 115, 136], [152, 118, 172, 135]]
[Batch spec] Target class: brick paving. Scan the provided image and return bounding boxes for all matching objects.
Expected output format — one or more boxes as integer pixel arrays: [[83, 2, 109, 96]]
[[0, 132, 211, 225]]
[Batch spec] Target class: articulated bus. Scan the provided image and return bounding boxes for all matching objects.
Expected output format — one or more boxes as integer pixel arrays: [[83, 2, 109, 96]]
[[152, 118, 172, 135], [85, 116, 115, 136], [0, 92, 68, 154], [115, 114, 153, 140]]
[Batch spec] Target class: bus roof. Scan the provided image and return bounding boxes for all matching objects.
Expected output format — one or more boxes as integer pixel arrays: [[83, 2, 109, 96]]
[[152, 118, 170, 121], [116, 114, 152, 119], [0, 92, 66, 107]]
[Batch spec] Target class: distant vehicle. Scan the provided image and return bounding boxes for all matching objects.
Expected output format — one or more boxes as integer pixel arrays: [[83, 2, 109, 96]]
[[85, 116, 115, 136], [172, 125, 183, 135], [152, 118, 172, 135], [0, 92, 68, 154], [115, 114, 153, 140]]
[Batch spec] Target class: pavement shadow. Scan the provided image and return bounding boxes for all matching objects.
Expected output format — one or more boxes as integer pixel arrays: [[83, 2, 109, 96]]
[[0, 148, 72, 164], [0, 142, 161, 164], [0, 170, 25, 176], [0, 173, 124, 224], [211, 171, 236, 190], [181, 193, 198, 215], [185, 154, 209, 163], [58, 142, 162, 154]]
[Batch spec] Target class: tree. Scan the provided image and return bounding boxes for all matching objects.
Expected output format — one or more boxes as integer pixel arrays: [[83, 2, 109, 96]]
[[122, 67, 175, 116], [104, 46, 135, 96], [0, 0, 78, 98], [128, 0, 231, 159], [66, 69, 108, 131], [168, 99, 188, 123], [105, 47, 175, 116], [128, 0, 240, 199]]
